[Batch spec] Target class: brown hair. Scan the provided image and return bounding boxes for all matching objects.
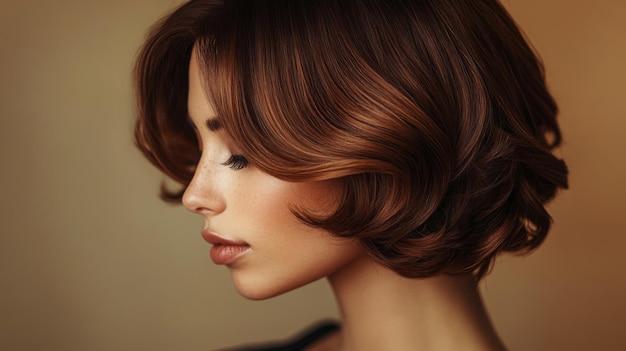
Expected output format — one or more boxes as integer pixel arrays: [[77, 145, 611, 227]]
[[135, 0, 568, 279]]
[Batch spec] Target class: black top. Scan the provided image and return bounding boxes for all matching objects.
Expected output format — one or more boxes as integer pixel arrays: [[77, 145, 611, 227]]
[[218, 320, 340, 351]]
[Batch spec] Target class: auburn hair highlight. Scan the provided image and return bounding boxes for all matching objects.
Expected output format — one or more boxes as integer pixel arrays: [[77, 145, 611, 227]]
[[135, 0, 568, 279]]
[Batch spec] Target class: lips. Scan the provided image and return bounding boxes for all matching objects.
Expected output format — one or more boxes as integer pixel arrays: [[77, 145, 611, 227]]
[[202, 230, 250, 265]]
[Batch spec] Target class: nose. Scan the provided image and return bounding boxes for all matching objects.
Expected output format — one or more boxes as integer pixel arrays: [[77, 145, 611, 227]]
[[182, 159, 226, 215]]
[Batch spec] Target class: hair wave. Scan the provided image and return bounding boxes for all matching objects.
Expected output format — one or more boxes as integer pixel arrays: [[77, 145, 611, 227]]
[[135, 0, 568, 279]]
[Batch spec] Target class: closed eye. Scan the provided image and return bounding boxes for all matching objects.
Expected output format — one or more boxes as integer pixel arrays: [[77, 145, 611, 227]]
[[221, 155, 249, 170]]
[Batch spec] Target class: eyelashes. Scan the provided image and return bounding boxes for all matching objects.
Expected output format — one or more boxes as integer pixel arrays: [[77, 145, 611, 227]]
[[221, 155, 249, 170]]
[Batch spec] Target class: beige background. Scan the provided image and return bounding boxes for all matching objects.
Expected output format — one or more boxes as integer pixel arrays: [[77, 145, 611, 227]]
[[1, 0, 624, 350]]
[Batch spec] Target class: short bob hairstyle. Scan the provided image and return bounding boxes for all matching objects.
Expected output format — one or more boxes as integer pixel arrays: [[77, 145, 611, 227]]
[[135, 0, 568, 279]]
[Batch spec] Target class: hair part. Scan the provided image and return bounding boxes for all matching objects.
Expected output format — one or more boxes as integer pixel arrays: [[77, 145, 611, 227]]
[[135, 0, 568, 279]]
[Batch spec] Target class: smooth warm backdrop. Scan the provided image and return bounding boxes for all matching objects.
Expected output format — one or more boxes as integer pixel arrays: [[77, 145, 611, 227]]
[[1, 0, 624, 350]]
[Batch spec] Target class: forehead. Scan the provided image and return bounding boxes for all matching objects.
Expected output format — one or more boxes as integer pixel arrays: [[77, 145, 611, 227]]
[[187, 46, 217, 126]]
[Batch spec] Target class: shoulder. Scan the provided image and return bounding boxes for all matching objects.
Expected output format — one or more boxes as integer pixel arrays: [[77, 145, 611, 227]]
[[218, 320, 340, 351]]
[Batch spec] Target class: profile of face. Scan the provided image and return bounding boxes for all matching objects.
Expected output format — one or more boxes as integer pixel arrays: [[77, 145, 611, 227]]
[[183, 50, 365, 300]]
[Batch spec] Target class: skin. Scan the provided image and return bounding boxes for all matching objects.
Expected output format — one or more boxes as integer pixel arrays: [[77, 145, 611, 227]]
[[183, 49, 365, 301], [184, 48, 507, 351]]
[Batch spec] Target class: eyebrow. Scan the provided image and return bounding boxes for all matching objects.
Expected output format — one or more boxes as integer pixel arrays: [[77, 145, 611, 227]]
[[187, 114, 222, 132], [205, 118, 222, 131]]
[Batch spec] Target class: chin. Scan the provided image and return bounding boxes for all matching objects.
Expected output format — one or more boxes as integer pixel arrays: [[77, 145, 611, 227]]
[[230, 271, 324, 301], [232, 278, 298, 301], [235, 287, 280, 301]]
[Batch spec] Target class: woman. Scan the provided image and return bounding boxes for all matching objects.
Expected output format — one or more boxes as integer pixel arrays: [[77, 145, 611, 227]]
[[134, 0, 568, 349]]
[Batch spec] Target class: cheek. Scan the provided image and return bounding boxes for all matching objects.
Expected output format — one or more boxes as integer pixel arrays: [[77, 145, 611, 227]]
[[232, 178, 297, 241], [227, 173, 363, 299], [243, 177, 345, 259], [234, 171, 338, 237]]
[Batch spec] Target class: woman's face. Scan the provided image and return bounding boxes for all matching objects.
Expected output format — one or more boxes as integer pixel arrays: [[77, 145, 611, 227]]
[[183, 50, 365, 300]]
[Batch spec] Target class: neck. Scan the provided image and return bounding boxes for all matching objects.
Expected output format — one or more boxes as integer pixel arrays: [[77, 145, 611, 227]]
[[327, 256, 506, 351]]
